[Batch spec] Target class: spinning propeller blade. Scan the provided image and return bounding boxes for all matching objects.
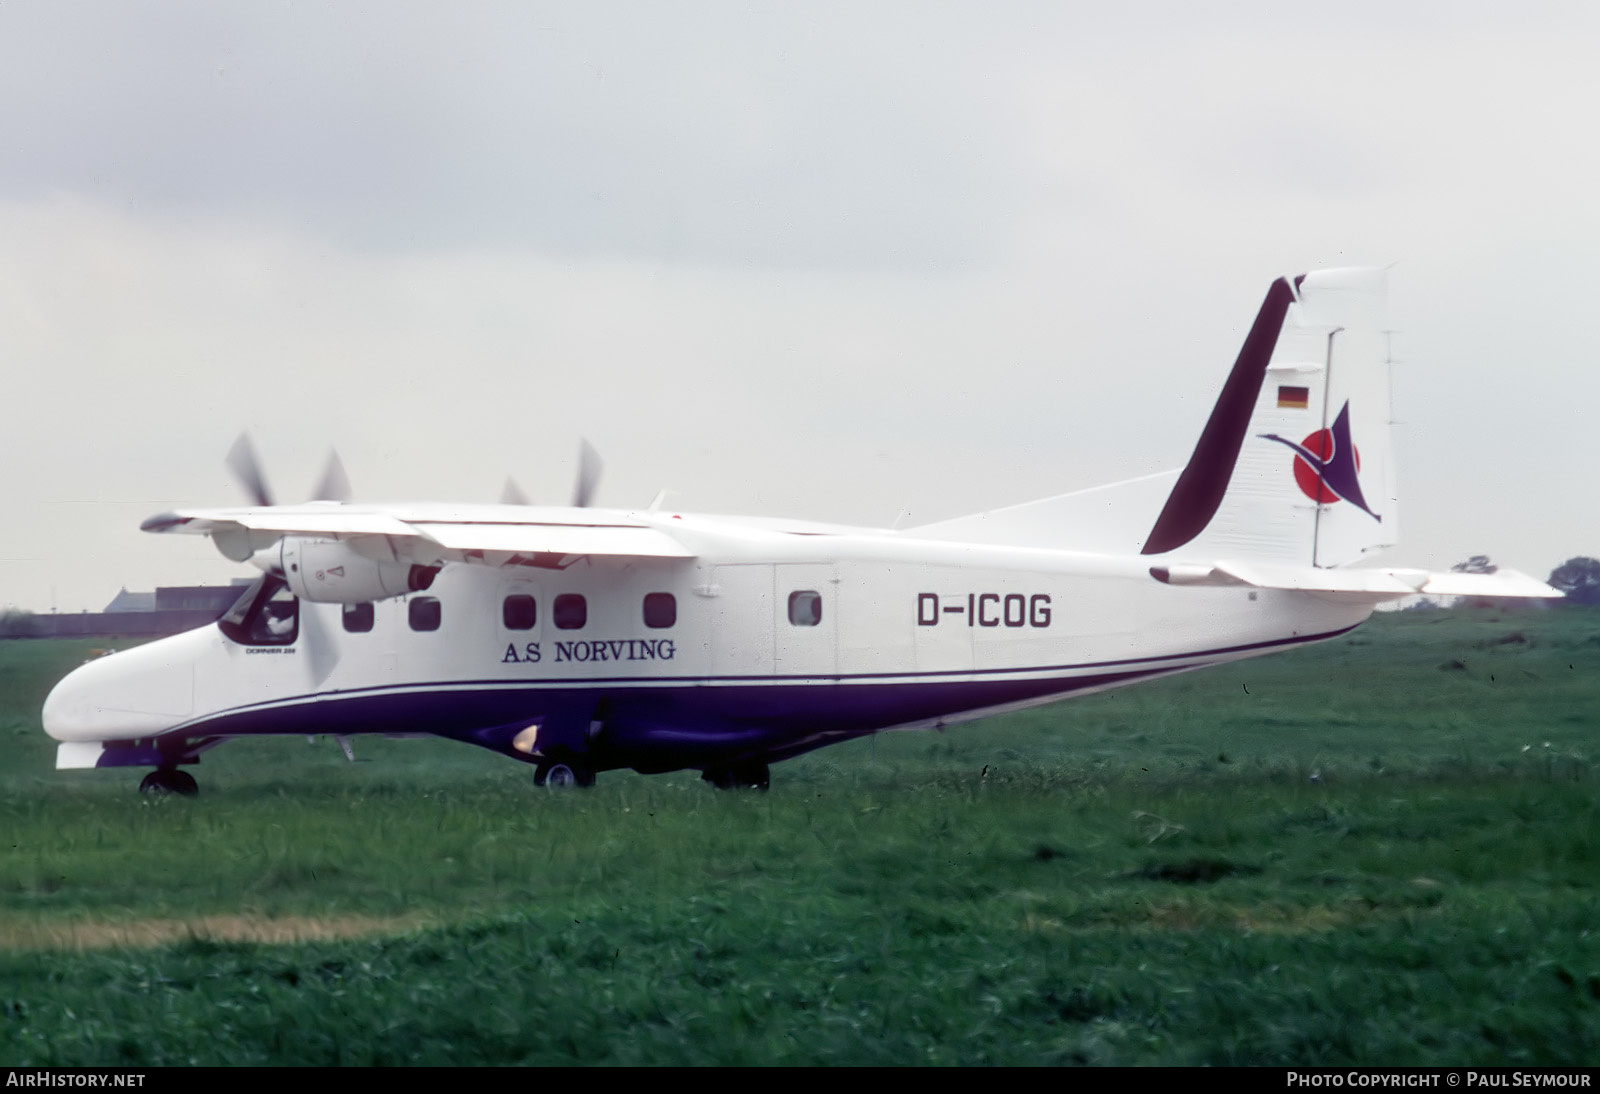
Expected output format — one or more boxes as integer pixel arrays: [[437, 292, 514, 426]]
[[310, 449, 352, 503], [501, 477, 531, 506], [299, 603, 342, 687], [500, 441, 603, 507], [228, 436, 354, 506], [573, 439, 602, 508], [226, 434, 275, 507]]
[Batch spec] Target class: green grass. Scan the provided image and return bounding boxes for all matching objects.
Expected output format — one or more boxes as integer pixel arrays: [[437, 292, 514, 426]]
[[1, 610, 1597, 1064]]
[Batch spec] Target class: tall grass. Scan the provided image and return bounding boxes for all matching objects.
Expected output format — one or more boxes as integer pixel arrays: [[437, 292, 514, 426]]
[[1, 610, 1596, 1064]]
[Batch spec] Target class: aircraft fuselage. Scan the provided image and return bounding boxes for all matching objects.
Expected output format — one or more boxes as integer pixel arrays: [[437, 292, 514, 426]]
[[44, 514, 1369, 778]]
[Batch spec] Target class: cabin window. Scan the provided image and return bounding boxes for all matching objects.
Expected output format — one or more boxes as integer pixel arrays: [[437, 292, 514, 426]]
[[503, 594, 537, 630], [553, 593, 587, 630], [642, 592, 676, 629], [409, 596, 442, 632], [342, 602, 375, 634], [788, 590, 823, 627], [218, 574, 299, 646]]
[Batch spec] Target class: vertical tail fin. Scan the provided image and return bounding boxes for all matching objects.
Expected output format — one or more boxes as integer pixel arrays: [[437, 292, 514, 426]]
[[1141, 268, 1396, 567]]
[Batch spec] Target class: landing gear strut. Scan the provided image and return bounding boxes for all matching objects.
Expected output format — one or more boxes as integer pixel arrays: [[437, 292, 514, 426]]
[[534, 756, 595, 789], [139, 768, 198, 797], [702, 759, 770, 791]]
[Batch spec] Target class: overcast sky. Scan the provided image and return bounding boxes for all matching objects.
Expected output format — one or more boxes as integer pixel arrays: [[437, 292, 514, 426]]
[[3, 1, 1597, 611]]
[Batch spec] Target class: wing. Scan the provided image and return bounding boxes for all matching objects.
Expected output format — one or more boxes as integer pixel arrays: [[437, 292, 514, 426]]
[[141, 502, 696, 566]]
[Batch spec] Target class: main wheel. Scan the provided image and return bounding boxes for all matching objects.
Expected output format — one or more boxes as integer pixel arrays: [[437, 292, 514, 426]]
[[139, 769, 199, 797], [733, 759, 770, 791], [534, 758, 595, 789], [702, 759, 770, 791]]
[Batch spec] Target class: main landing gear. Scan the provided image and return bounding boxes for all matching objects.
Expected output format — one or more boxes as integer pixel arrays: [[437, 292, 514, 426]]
[[534, 756, 596, 789], [702, 759, 771, 791], [528, 755, 772, 792], [139, 768, 199, 797]]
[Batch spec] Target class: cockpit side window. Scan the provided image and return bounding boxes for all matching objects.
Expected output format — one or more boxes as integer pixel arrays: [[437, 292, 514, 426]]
[[218, 574, 300, 646]]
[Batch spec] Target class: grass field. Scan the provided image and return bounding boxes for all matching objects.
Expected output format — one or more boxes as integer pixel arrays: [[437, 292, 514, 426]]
[[1, 609, 1597, 1065]]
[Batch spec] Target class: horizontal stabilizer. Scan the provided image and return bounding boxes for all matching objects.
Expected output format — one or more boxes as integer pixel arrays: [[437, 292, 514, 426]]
[[1150, 561, 1561, 601], [1402, 568, 1564, 599]]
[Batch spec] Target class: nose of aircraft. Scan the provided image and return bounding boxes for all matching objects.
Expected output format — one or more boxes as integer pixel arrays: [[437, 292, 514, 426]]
[[42, 631, 202, 742]]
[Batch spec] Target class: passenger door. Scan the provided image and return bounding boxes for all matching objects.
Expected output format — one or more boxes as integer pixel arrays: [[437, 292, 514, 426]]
[[775, 563, 838, 677], [708, 565, 775, 676]]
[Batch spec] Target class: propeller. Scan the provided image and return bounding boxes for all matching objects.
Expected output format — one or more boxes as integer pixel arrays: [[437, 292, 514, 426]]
[[501, 477, 531, 506], [218, 437, 351, 686], [227, 434, 351, 506], [572, 438, 602, 508], [499, 439, 602, 508], [310, 449, 352, 503], [226, 434, 275, 507], [300, 601, 342, 687]]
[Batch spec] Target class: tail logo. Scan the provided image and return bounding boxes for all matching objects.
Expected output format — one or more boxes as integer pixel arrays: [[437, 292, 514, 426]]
[[1259, 401, 1381, 521]]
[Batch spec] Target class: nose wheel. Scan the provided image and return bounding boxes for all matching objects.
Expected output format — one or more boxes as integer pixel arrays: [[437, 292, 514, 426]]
[[139, 768, 199, 797]]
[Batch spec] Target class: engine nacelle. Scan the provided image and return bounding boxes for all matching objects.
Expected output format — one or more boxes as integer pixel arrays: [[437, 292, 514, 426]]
[[280, 538, 439, 604]]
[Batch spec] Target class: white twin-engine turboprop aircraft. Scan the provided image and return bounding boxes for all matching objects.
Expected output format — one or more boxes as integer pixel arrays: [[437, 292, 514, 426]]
[[43, 268, 1558, 794]]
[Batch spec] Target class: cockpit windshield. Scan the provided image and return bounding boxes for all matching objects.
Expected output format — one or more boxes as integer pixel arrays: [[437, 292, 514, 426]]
[[218, 574, 300, 646]]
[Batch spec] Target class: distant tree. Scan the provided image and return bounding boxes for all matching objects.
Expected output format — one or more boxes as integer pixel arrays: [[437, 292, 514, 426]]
[[1548, 557, 1600, 606], [0, 609, 39, 637]]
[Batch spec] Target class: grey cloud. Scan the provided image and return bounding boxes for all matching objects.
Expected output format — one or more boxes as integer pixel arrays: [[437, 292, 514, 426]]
[[0, 2, 1021, 266]]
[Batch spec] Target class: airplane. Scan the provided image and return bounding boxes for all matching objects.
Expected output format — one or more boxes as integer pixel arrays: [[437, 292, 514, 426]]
[[41, 267, 1560, 795]]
